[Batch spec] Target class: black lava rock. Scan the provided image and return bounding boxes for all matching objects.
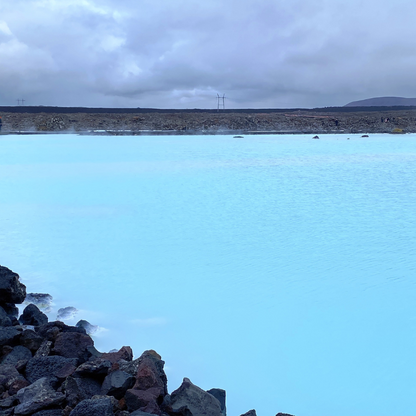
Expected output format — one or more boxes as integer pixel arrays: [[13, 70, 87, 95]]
[[0, 266, 26, 304], [69, 397, 114, 416], [25, 356, 78, 383], [19, 304, 48, 326]]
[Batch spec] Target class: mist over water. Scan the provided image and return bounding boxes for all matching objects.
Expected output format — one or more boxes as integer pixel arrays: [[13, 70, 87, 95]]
[[0, 133, 415, 416]]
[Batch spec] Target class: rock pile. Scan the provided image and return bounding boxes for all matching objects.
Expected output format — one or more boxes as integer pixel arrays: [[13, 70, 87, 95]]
[[0, 265, 293, 416]]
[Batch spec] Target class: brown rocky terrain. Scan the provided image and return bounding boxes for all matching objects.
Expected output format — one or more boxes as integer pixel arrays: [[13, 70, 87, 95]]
[[1, 106, 416, 135]]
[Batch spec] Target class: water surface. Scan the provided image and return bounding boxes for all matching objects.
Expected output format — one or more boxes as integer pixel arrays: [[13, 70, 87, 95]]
[[0, 133, 415, 416]]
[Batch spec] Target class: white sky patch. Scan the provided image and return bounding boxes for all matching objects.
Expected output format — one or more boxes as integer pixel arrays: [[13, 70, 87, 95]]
[[100, 35, 126, 52], [0, 21, 13, 36], [130, 317, 168, 327], [0, 38, 57, 74], [34, 0, 109, 15]]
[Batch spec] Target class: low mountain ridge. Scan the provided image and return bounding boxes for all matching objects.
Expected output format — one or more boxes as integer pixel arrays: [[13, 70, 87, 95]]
[[345, 96, 416, 107]]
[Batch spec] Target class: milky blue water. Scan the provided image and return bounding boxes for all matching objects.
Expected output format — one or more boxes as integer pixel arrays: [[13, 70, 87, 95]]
[[0, 133, 415, 416]]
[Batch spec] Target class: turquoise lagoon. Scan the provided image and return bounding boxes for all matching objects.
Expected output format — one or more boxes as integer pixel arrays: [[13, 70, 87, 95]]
[[0, 133, 415, 416]]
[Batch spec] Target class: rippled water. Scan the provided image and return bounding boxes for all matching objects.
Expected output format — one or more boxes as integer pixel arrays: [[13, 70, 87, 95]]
[[0, 133, 415, 416]]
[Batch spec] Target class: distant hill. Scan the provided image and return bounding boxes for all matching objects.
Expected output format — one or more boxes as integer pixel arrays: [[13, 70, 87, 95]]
[[345, 96, 416, 107]]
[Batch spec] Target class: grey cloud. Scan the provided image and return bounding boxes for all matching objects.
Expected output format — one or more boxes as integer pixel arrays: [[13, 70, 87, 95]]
[[1, 0, 416, 108]]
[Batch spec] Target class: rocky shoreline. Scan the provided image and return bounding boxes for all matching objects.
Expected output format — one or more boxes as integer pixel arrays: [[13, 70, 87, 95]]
[[0, 265, 293, 416], [1, 107, 416, 135]]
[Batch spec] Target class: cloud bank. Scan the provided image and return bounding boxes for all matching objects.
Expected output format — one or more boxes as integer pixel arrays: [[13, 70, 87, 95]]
[[1, 0, 416, 108]]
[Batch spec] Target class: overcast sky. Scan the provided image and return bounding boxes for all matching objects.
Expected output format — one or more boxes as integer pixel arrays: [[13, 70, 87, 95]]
[[1, 0, 416, 109]]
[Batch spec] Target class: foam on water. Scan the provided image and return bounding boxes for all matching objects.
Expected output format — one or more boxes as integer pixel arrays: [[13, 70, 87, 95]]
[[0, 133, 415, 416]]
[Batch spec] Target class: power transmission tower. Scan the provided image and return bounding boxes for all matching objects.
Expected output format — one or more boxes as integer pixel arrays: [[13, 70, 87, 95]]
[[217, 94, 226, 111], [21, 99, 25, 106], [17, 99, 21, 106]]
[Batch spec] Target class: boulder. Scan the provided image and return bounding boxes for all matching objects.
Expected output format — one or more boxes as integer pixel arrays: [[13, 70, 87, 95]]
[[170, 378, 222, 416], [0, 327, 22, 346], [0, 396, 18, 409], [52, 332, 94, 363], [240, 411, 257, 416], [101, 370, 135, 399], [207, 388, 226, 416], [36, 322, 86, 339], [0, 266, 26, 304], [132, 350, 167, 395], [124, 389, 161, 413], [62, 376, 102, 408], [69, 397, 114, 416], [8, 377, 30, 395], [100, 346, 133, 364], [1, 345, 32, 365], [0, 307, 12, 327], [34, 341, 52, 358], [276, 413, 295, 416], [2, 303, 19, 319], [25, 356, 78, 383], [74, 358, 111, 379], [75, 320, 98, 335], [14, 377, 65, 415], [20, 330, 44, 352], [124, 350, 168, 413], [118, 358, 140, 376], [0, 364, 22, 388], [19, 305, 48, 326]]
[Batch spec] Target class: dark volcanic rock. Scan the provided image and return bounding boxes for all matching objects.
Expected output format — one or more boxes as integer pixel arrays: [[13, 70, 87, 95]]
[[25, 356, 78, 383], [0, 307, 12, 327], [240, 411, 257, 416], [0, 396, 18, 409], [20, 330, 44, 352], [0, 327, 22, 346], [34, 341, 52, 358], [8, 377, 30, 395], [100, 346, 133, 364], [207, 388, 226, 416], [124, 350, 168, 413], [69, 397, 114, 416], [124, 389, 161, 413], [19, 304, 48, 326], [52, 332, 94, 363], [14, 377, 65, 415], [0, 266, 26, 304], [130, 411, 156, 416], [170, 378, 222, 416], [1, 345, 32, 365], [2, 303, 19, 319], [36, 322, 86, 339], [0, 364, 22, 388], [62, 376, 102, 408], [74, 358, 111, 378], [101, 370, 135, 399], [31, 410, 64, 416], [75, 320, 98, 335], [133, 350, 167, 395], [276, 413, 295, 416]]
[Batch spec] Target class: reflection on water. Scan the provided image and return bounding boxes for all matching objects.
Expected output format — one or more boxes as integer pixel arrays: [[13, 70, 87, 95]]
[[0, 134, 415, 416]]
